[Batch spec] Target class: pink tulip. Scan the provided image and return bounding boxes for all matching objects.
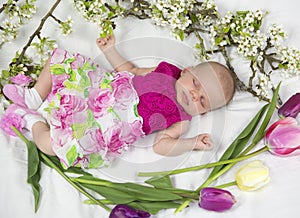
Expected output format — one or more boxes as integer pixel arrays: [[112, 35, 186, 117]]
[[10, 74, 33, 86], [278, 93, 300, 118], [0, 113, 25, 136], [265, 117, 300, 156]]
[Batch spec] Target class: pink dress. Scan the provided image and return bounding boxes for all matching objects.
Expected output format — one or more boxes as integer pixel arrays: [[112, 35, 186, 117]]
[[45, 48, 144, 169], [133, 61, 192, 135]]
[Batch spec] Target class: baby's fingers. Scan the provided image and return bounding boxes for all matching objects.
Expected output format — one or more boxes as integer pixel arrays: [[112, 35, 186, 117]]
[[194, 134, 214, 150], [96, 37, 107, 45]]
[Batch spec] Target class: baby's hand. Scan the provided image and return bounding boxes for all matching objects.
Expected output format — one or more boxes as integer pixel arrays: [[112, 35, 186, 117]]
[[96, 35, 115, 52], [193, 133, 213, 150]]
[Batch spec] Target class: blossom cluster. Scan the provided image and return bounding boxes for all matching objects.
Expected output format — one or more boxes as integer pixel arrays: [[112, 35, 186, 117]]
[[149, 0, 195, 39], [73, 0, 124, 37], [0, 0, 36, 45], [59, 16, 73, 36], [195, 0, 218, 31]]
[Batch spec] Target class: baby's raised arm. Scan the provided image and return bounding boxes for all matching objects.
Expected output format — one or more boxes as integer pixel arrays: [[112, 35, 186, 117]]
[[153, 121, 214, 156], [96, 35, 155, 75]]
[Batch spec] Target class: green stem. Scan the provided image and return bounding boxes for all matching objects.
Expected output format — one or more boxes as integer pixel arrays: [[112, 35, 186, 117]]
[[12, 127, 111, 212], [174, 199, 192, 214], [39, 153, 111, 212], [71, 177, 112, 186], [138, 146, 269, 177], [214, 181, 237, 189], [73, 176, 198, 197], [11, 126, 29, 143]]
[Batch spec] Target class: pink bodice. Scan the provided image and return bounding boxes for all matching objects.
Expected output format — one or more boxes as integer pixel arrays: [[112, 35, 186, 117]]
[[132, 61, 192, 135]]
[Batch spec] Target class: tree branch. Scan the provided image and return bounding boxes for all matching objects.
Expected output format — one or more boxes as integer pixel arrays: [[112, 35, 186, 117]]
[[0, 3, 7, 14], [16, 0, 62, 65]]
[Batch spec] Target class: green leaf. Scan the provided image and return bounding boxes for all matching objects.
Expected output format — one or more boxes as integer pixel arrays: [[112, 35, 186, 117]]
[[26, 140, 41, 213], [208, 103, 268, 178], [200, 83, 281, 189], [81, 183, 136, 204], [128, 201, 180, 215], [242, 82, 281, 154], [190, 13, 198, 23], [177, 29, 185, 41], [145, 175, 173, 189], [75, 176, 182, 202], [41, 154, 92, 176]]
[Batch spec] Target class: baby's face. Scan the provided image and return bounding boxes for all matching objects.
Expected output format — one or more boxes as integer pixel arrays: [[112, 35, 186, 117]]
[[175, 66, 227, 116]]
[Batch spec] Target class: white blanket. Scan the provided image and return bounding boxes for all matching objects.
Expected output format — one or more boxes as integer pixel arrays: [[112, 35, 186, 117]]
[[1, 0, 300, 217]]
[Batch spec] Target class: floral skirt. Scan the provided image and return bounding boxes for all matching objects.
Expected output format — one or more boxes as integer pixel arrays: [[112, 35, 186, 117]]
[[44, 48, 144, 169]]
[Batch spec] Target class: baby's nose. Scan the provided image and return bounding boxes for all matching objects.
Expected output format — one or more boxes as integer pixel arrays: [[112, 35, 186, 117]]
[[190, 90, 199, 101]]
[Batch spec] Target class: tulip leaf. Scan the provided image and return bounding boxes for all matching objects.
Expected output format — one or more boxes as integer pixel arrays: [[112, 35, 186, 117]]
[[109, 182, 182, 202], [26, 140, 41, 213], [41, 154, 92, 176], [80, 184, 136, 204], [128, 201, 181, 215], [207, 104, 268, 178], [75, 175, 182, 202], [242, 82, 281, 154], [202, 83, 281, 187], [145, 175, 173, 189]]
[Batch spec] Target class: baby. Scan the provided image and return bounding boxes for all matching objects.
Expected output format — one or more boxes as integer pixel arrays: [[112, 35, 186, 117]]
[[2, 35, 235, 168]]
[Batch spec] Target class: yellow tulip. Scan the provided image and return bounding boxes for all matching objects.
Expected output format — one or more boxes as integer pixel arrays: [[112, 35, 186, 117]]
[[235, 160, 270, 191]]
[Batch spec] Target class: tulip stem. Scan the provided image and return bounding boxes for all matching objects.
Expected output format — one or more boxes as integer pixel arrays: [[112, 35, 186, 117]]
[[214, 181, 237, 189], [39, 153, 111, 211], [12, 127, 111, 212], [138, 146, 269, 177]]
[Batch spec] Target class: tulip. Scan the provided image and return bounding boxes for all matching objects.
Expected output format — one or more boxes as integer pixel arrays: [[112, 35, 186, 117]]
[[109, 204, 151, 218], [10, 73, 33, 86], [278, 93, 300, 118], [0, 112, 25, 136], [265, 117, 300, 156], [235, 160, 270, 191], [199, 187, 236, 212]]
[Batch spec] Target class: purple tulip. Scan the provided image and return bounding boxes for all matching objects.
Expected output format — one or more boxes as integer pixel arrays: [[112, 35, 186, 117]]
[[278, 93, 300, 118], [265, 117, 300, 156], [199, 187, 236, 212], [109, 204, 151, 218]]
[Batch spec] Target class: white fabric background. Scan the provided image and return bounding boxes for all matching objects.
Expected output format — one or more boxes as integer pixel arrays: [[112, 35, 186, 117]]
[[0, 0, 300, 217]]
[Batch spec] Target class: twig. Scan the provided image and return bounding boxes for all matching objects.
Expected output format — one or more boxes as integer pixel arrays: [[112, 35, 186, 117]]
[[0, 3, 7, 14], [15, 0, 62, 65], [249, 60, 257, 88], [220, 47, 248, 91], [50, 14, 62, 24]]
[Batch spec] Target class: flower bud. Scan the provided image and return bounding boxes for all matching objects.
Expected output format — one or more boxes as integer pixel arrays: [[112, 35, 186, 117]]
[[278, 93, 300, 118], [109, 204, 150, 218], [199, 187, 236, 212], [235, 160, 270, 191], [265, 117, 300, 156]]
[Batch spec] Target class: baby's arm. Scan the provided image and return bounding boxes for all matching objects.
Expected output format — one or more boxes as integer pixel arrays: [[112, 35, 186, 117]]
[[96, 35, 155, 75], [153, 121, 213, 156]]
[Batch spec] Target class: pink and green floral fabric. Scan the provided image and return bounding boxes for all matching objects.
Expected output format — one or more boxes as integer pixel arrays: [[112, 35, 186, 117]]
[[44, 48, 144, 169]]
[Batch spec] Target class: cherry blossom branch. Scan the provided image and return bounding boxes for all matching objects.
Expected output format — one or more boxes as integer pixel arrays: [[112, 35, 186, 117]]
[[15, 0, 61, 65]]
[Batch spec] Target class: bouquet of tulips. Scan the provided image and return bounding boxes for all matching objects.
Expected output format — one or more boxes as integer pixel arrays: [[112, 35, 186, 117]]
[[1, 83, 300, 217]]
